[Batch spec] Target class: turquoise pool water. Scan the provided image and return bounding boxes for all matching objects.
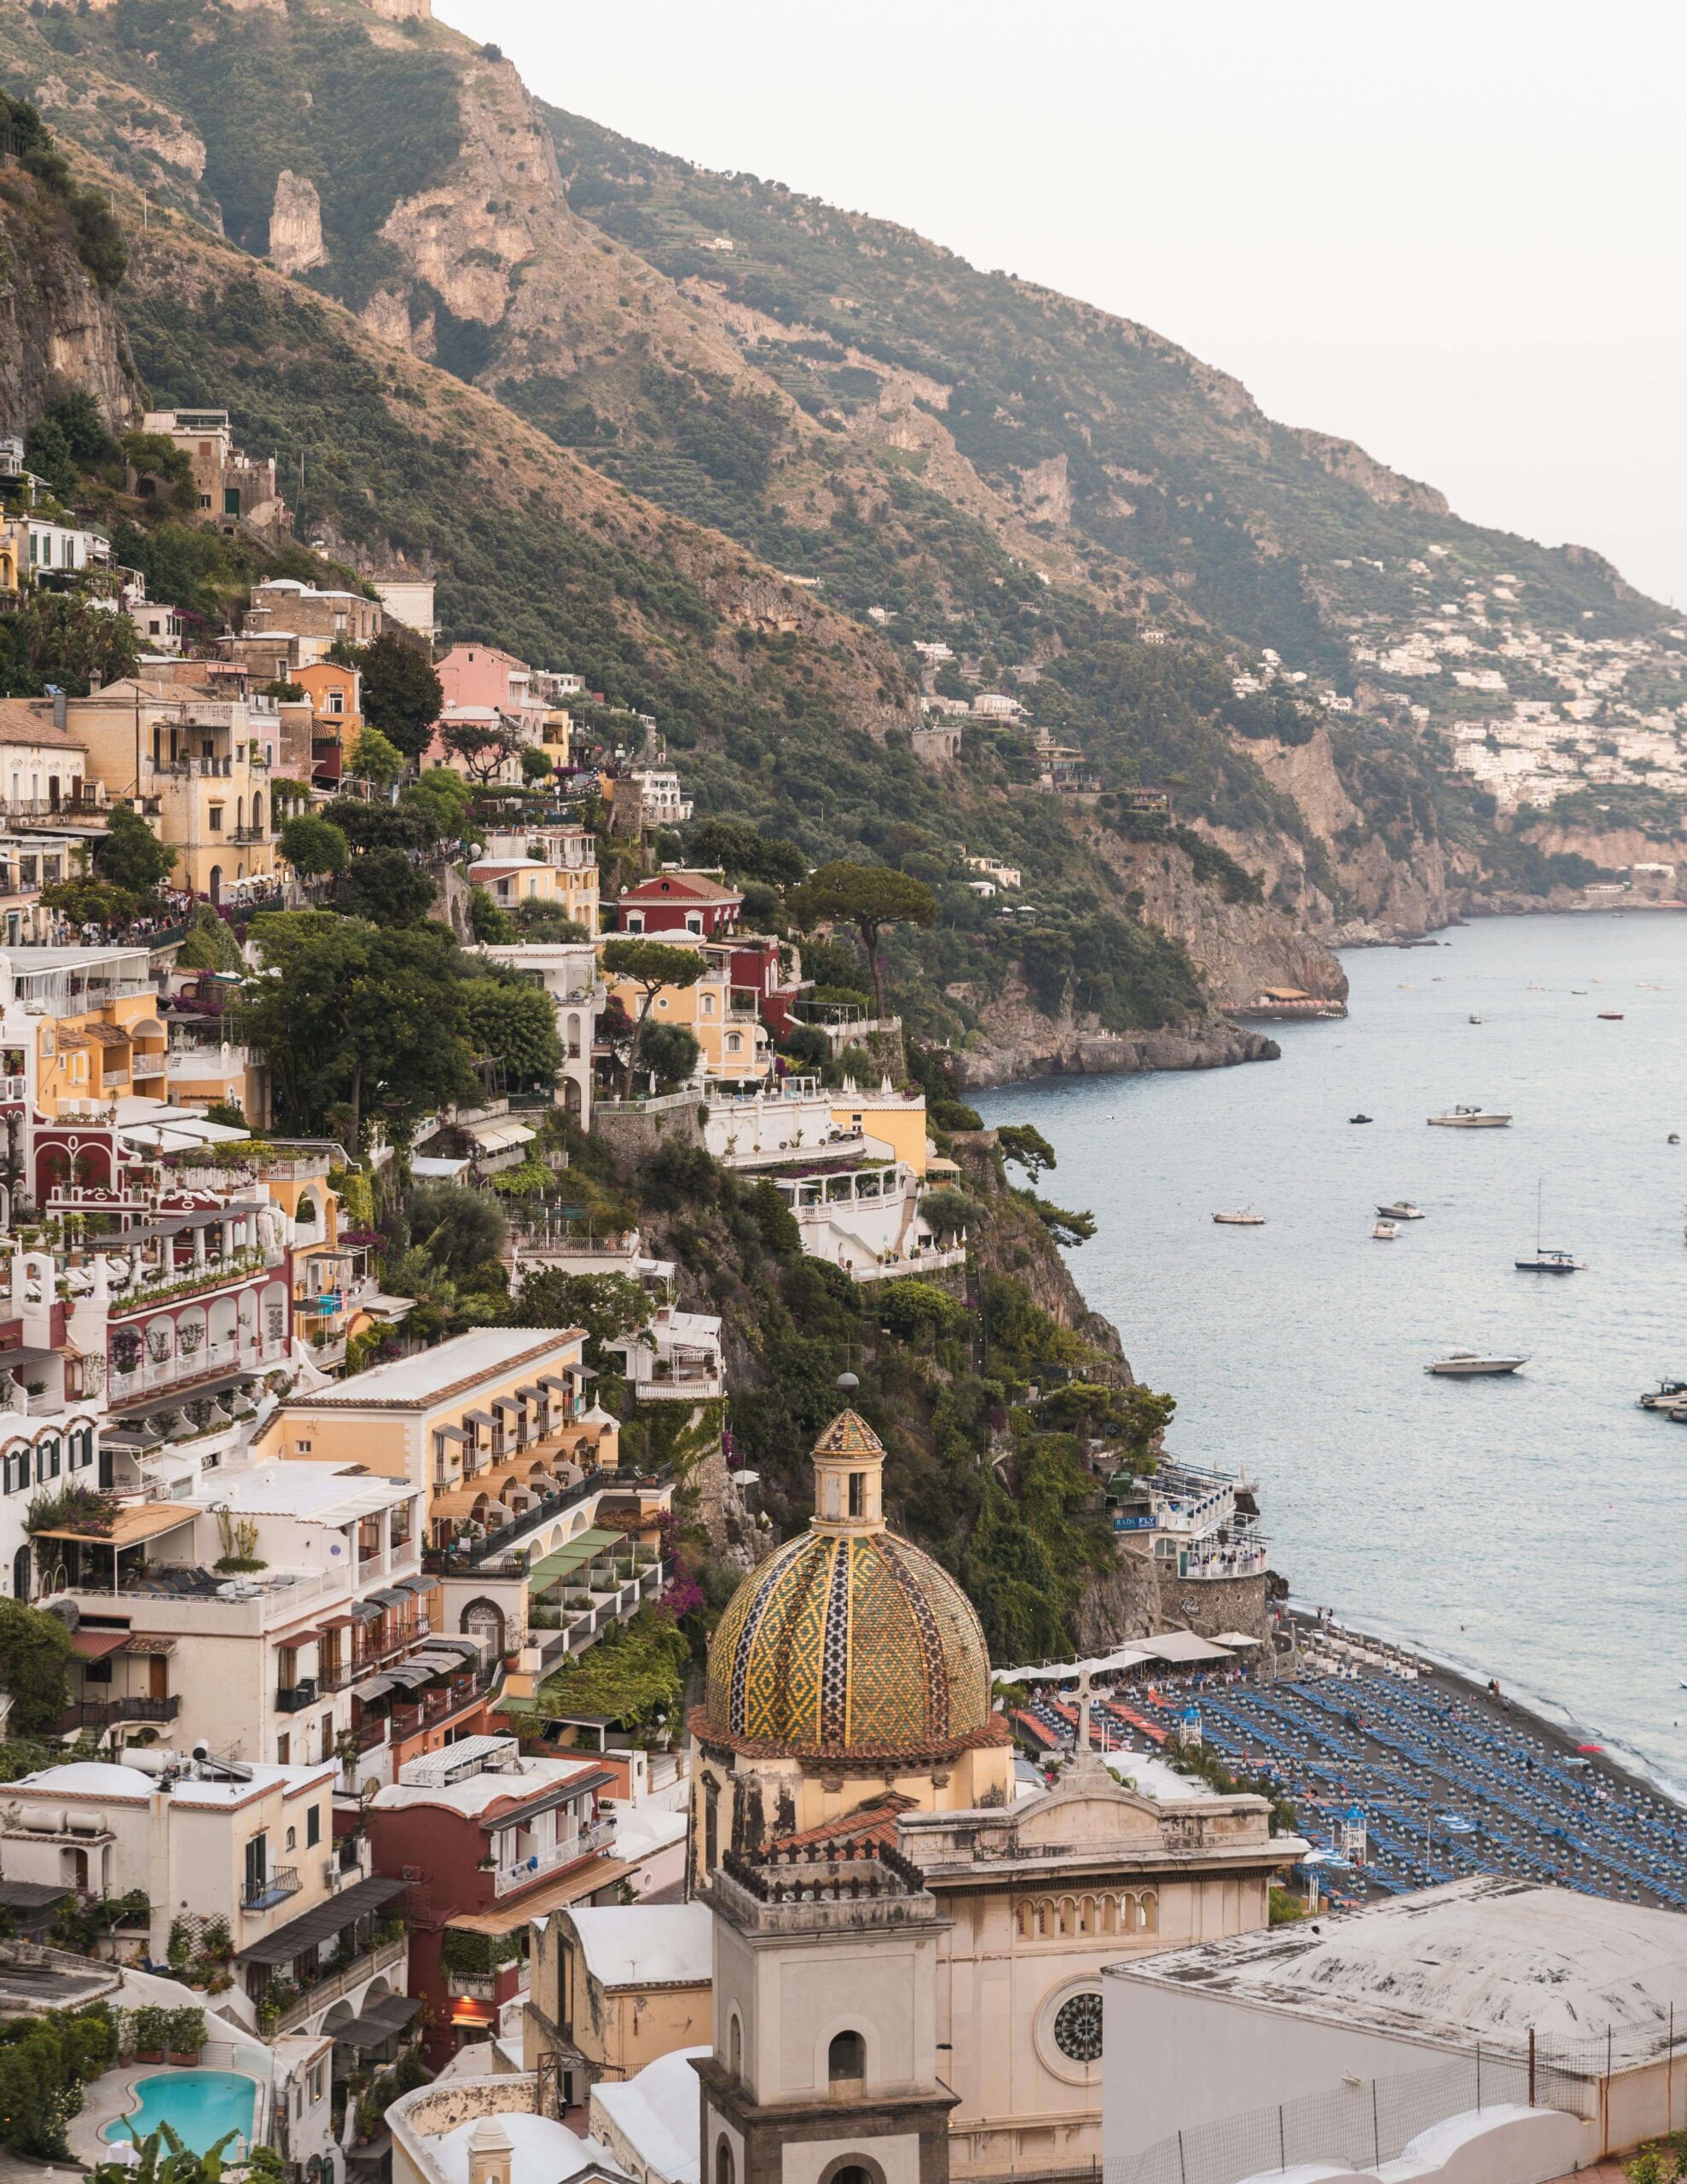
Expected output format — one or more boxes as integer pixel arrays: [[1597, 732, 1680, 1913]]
[[103, 2071, 257, 2153]]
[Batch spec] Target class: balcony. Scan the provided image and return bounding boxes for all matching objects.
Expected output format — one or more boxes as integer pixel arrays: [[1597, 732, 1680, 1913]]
[[242, 1864, 302, 1911], [423, 1468, 608, 1573], [275, 1678, 319, 1713], [490, 1819, 616, 1896], [131, 1054, 167, 1081], [271, 1932, 409, 2036], [55, 1694, 179, 1734], [630, 1367, 723, 1403]]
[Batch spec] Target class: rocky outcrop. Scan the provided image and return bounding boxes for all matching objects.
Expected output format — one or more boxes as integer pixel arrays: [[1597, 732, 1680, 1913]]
[[0, 171, 141, 440], [1287, 427, 1450, 514], [954, 987, 1278, 1091], [266, 169, 326, 276], [953, 1136, 1128, 1367]]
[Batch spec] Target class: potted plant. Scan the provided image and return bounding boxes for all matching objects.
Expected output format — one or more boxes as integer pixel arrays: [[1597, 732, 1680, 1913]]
[[131, 2004, 170, 2064], [166, 2006, 206, 2065]]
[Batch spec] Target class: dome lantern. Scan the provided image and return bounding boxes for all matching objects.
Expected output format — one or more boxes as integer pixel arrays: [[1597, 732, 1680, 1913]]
[[810, 1407, 885, 1537]]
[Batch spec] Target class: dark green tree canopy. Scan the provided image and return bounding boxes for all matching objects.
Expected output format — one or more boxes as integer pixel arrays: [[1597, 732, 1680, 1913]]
[[787, 860, 936, 1016], [279, 812, 350, 879], [95, 804, 175, 894], [357, 630, 444, 760]]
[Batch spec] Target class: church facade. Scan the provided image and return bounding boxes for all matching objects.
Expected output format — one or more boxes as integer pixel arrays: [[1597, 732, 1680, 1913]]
[[690, 1406, 1303, 2181]]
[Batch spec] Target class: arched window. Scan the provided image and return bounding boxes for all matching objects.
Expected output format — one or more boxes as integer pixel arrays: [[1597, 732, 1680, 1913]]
[[715, 2143, 734, 2184], [827, 2031, 865, 2085], [832, 2169, 874, 2184], [12, 1542, 31, 1600], [728, 2012, 742, 2080]]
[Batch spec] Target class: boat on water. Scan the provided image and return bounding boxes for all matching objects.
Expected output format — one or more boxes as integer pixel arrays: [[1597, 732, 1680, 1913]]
[[1372, 1219, 1399, 1240], [1670, 1134, 1681, 1146], [1377, 1201, 1425, 1220], [1428, 1106, 1512, 1128], [1598, 1012, 1625, 1021], [1427, 1352, 1528, 1377], [1469, 1014, 1483, 1025], [1639, 1379, 1687, 1412], [1349, 1113, 1374, 1124], [1515, 1182, 1584, 1273], [1213, 1208, 1266, 1227]]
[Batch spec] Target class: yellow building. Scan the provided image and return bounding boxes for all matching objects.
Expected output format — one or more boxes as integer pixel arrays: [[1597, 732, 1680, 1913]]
[[477, 826, 600, 935], [66, 677, 279, 900], [603, 959, 770, 1083], [830, 1081, 929, 1176], [525, 1902, 711, 2110], [0, 944, 168, 1121], [293, 659, 362, 787]]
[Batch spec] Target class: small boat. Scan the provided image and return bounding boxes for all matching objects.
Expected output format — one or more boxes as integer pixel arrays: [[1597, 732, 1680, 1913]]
[[1213, 1208, 1266, 1226], [1670, 1134, 1681, 1146], [1377, 1201, 1425, 1220], [1349, 1113, 1374, 1124], [1515, 1182, 1583, 1273], [1429, 1106, 1512, 1128], [1639, 1380, 1687, 1412], [1469, 1014, 1483, 1025], [1372, 1220, 1399, 1240], [1597, 1012, 1624, 1021], [1427, 1352, 1528, 1376]]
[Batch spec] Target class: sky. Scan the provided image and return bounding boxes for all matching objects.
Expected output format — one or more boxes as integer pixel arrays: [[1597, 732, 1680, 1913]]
[[438, 0, 1687, 606]]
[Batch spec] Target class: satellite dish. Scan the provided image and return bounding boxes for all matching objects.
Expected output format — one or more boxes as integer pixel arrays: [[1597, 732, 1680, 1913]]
[[45, 1598, 80, 1632]]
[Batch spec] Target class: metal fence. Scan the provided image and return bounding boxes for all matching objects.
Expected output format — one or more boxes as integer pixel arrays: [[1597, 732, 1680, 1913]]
[[1102, 2039, 1612, 2184]]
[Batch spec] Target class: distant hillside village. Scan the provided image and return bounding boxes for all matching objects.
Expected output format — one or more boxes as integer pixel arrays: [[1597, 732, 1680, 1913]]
[[3, 260, 1687, 2184]]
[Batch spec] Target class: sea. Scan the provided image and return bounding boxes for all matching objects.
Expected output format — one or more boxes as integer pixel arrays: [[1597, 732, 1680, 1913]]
[[974, 910, 1687, 1792]]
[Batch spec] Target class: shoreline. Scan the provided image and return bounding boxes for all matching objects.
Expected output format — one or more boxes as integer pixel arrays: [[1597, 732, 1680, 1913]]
[[1284, 1603, 1686, 1811]]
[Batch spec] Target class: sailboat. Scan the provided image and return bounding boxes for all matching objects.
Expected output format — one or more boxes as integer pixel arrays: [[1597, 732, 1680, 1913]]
[[1516, 1180, 1584, 1273]]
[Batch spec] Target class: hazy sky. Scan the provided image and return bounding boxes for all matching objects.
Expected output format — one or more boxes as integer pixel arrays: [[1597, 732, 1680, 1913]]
[[438, 0, 1687, 606]]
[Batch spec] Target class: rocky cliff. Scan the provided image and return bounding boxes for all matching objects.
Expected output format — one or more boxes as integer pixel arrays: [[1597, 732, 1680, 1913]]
[[0, 159, 139, 439], [954, 976, 1280, 1091]]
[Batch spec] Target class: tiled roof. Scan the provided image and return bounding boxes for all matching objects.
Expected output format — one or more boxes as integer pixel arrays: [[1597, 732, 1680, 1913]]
[[0, 700, 84, 752]]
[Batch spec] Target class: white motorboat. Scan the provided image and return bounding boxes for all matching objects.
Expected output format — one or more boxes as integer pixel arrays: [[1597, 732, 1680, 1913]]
[[1372, 1220, 1399, 1240], [1377, 1201, 1425, 1221], [1427, 1352, 1528, 1377], [1428, 1106, 1512, 1128], [1213, 1208, 1266, 1226], [1469, 1014, 1483, 1025]]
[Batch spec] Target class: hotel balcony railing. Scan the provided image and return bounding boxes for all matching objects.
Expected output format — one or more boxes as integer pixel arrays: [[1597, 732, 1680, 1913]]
[[241, 1864, 302, 1912], [490, 1819, 616, 1896], [272, 1933, 409, 2036], [423, 1469, 608, 1573], [107, 1333, 288, 1406], [55, 1694, 179, 1734]]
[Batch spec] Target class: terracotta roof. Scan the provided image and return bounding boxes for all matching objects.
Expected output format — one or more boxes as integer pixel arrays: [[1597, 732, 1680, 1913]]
[[774, 1793, 916, 1855], [0, 700, 85, 752], [622, 873, 741, 906]]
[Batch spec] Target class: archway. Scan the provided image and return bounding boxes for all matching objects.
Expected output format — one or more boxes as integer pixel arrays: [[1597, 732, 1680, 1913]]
[[12, 1542, 31, 1600], [461, 1599, 507, 1657], [208, 865, 223, 905]]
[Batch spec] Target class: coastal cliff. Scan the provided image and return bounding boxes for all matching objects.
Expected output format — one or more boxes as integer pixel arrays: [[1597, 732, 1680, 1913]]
[[954, 983, 1279, 1092]]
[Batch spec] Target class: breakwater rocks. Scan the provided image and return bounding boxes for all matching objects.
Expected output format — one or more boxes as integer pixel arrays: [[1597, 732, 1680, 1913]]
[[955, 1017, 1279, 1091]]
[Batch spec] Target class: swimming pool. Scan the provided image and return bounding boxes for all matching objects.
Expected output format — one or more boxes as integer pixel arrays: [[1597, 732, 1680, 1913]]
[[103, 2070, 257, 2154]]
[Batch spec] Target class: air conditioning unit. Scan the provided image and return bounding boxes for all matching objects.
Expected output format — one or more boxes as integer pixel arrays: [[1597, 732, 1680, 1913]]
[[402, 1865, 422, 1882], [322, 1860, 339, 1890]]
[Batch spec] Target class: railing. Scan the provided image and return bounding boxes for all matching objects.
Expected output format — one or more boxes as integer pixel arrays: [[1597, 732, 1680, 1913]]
[[242, 1864, 302, 1911], [55, 1694, 179, 1733], [107, 1335, 287, 1406], [423, 1469, 608, 1572], [491, 1819, 617, 1896], [271, 1933, 409, 2036], [131, 1054, 167, 1079], [275, 1680, 319, 1713], [631, 1369, 723, 1402], [388, 1676, 488, 1742]]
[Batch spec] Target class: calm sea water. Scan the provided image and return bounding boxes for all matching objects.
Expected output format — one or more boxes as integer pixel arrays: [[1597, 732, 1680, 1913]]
[[976, 912, 1687, 1786]]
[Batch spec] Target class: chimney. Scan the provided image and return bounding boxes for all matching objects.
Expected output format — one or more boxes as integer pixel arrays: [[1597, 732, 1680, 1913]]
[[467, 2118, 513, 2184]]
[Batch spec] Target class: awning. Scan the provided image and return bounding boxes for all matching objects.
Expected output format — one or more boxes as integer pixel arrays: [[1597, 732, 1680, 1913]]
[[462, 1409, 496, 1431], [237, 1875, 406, 1966], [32, 1502, 196, 1547], [368, 1587, 410, 1609], [350, 1599, 384, 1623], [1139, 1632, 1235, 1665], [383, 1662, 436, 1689], [82, 1022, 132, 1048], [353, 1675, 396, 1702], [317, 1614, 357, 1632], [443, 1855, 625, 1935], [428, 1481, 498, 1522], [537, 1374, 575, 1395], [513, 1385, 545, 1403], [392, 1575, 433, 1595], [72, 1629, 131, 1660], [418, 1635, 482, 1660], [433, 1423, 470, 1445], [525, 1528, 623, 1591], [276, 1628, 326, 1651], [331, 1996, 421, 2050], [493, 1397, 525, 1414], [466, 1118, 535, 1154], [1213, 1631, 1264, 1648]]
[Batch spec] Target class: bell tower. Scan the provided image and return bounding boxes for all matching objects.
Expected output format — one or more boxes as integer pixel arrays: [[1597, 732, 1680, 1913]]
[[809, 1379, 885, 1536]]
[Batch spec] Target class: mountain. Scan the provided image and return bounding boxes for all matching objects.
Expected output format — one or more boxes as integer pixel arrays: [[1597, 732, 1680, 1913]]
[[4, 0, 1683, 1058]]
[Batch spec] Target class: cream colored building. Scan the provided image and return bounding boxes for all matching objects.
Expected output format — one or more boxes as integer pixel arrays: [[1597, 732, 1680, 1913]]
[[525, 1902, 712, 2109], [687, 1408, 1303, 2179], [65, 677, 279, 898]]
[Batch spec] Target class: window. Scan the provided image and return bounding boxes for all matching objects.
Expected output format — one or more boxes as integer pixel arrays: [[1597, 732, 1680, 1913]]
[[209, 806, 224, 833], [716, 2146, 733, 2184], [306, 1804, 321, 1848], [285, 1826, 297, 1852], [848, 1472, 863, 1518], [827, 2031, 865, 2085], [35, 1438, 60, 1483], [3, 1446, 27, 1496], [1052, 1991, 1104, 2063], [328, 692, 343, 716], [223, 488, 241, 517], [276, 1734, 289, 1764]]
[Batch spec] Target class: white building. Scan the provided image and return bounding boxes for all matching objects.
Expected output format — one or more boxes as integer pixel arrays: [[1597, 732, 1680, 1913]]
[[627, 767, 693, 828], [605, 1304, 723, 1404], [475, 941, 603, 1124], [591, 2045, 706, 2184]]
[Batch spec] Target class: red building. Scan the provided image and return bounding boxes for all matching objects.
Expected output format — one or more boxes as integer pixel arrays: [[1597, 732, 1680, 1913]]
[[366, 1734, 621, 2062], [617, 871, 742, 938], [724, 934, 809, 1035]]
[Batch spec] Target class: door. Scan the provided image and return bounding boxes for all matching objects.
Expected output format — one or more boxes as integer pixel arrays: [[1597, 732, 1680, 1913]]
[[243, 1832, 268, 1903], [208, 865, 223, 906], [97, 1443, 113, 1491], [148, 1656, 168, 1702]]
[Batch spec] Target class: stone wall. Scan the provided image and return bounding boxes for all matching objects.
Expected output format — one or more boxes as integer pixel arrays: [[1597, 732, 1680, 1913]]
[[594, 1093, 704, 1160]]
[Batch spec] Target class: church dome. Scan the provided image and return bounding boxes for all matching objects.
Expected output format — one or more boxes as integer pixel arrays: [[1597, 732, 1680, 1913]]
[[703, 1409, 993, 1759]]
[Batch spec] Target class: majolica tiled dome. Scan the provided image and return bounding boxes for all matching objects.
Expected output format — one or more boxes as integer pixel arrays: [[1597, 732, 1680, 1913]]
[[704, 1410, 992, 1759]]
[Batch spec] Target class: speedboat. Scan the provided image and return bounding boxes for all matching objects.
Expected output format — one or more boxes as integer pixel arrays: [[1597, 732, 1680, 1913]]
[[1213, 1208, 1266, 1226], [1427, 1353, 1528, 1376], [1349, 1113, 1374, 1124], [1372, 1220, 1399, 1240], [1377, 1201, 1425, 1220], [1639, 1380, 1687, 1412], [1428, 1106, 1512, 1128]]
